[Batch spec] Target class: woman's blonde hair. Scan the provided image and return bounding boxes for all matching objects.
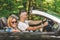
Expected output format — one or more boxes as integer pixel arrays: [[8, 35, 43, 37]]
[[7, 16, 17, 27]]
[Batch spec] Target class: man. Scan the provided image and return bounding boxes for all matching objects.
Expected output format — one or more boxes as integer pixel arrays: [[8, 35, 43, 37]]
[[18, 10, 48, 32]]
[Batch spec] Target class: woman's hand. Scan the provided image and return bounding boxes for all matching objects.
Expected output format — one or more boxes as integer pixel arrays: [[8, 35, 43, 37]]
[[12, 29, 20, 32]]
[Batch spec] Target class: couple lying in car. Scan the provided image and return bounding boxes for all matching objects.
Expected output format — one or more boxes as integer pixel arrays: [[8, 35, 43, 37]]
[[6, 10, 48, 32]]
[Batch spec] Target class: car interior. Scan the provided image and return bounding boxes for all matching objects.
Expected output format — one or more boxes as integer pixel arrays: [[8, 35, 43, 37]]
[[0, 14, 59, 33], [0, 14, 60, 40]]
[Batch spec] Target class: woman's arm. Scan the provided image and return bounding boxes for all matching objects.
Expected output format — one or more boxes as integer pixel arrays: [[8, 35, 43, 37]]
[[6, 28, 20, 32]]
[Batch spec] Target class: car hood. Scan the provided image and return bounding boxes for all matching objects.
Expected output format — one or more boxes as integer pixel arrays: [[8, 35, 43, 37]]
[[31, 10, 60, 23]]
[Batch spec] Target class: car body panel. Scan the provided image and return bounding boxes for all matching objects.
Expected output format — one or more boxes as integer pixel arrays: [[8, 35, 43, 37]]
[[0, 32, 60, 40]]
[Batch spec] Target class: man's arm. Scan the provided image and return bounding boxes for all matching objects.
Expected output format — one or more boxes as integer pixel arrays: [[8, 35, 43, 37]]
[[27, 25, 43, 30], [28, 20, 42, 25], [27, 21, 48, 31]]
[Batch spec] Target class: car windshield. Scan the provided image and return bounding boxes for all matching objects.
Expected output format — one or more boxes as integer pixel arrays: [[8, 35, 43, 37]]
[[29, 14, 59, 32], [47, 10, 60, 19]]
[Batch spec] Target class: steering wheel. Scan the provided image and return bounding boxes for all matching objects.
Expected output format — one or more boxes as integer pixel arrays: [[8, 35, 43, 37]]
[[43, 19, 55, 32]]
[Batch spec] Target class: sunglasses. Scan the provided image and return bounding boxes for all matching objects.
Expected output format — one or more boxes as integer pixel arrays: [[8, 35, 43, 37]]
[[11, 21, 17, 24]]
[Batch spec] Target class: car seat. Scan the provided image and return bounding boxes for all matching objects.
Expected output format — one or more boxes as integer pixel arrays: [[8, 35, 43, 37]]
[[0, 18, 5, 29]]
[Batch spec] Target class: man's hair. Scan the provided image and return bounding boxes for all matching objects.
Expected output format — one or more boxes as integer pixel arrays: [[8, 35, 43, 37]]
[[19, 10, 27, 15]]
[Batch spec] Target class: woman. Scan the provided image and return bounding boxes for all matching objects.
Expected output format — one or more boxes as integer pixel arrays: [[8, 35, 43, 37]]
[[6, 16, 20, 32]]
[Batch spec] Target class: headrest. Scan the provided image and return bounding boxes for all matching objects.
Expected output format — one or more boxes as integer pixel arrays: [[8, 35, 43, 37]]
[[1, 17, 7, 26], [10, 14, 19, 20]]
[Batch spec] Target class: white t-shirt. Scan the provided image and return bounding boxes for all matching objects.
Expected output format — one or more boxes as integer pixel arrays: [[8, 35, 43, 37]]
[[18, 20, 29, 32]]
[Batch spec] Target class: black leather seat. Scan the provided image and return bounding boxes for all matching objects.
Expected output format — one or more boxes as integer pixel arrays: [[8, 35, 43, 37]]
[[1, 17, 7, 26], [0, 18, 5, 29]]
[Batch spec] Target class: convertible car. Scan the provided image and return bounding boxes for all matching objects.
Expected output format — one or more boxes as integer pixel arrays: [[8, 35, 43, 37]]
[[0, 10, 60, 40]]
